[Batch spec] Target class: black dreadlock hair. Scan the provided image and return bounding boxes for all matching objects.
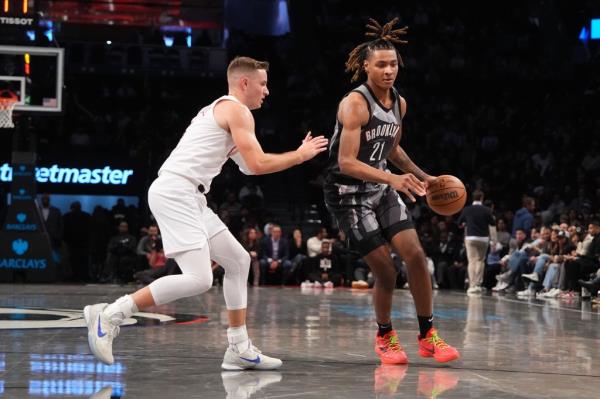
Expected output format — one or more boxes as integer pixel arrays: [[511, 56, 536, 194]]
[[345, 18, 408, 82]]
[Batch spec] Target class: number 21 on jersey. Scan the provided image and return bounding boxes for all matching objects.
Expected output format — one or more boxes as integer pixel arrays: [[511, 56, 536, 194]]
[[370, 141, 385, 161]]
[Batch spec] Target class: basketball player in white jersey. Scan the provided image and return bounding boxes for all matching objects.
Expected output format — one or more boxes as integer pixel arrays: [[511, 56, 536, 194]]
[[83, 56, 328, 370]]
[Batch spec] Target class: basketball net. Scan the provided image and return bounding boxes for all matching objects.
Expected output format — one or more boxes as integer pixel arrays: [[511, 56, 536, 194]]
[[0, 91, 18, 129]]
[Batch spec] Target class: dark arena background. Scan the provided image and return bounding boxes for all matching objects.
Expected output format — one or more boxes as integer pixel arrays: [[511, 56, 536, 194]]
[[1, 1, 600, 398]]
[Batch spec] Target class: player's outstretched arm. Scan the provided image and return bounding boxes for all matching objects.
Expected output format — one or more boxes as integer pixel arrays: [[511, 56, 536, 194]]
[[221, 101, 328, 175], [337, 93, 426, 201]]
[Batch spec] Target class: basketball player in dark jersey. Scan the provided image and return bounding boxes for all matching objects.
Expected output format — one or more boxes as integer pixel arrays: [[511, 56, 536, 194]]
[[324, 18, 459, 364]]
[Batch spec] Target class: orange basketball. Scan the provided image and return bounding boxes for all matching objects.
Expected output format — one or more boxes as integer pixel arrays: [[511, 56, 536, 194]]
[[426, 175, 467, 216]]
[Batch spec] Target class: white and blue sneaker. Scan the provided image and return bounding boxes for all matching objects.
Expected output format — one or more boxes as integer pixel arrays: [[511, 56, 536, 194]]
[[221, 340, 282, 370], [83, 303, 120, 365]]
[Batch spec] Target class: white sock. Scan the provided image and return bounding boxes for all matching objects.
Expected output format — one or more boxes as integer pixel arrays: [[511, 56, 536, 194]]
[[227, 325, 249, 352], [103, 295, 138, 324]]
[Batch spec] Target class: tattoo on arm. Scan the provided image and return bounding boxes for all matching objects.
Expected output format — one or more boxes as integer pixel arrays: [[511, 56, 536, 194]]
[[389, 146, 429, 181]]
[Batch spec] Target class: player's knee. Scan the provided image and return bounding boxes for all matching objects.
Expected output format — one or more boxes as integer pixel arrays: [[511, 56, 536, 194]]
[[187, 273, 213, 295], [370, 259, 397, 290], [237, 250, 251, 272], [375, 274, 396, 291], [224, 249, 250, 275], [403, 245, 427, 267]]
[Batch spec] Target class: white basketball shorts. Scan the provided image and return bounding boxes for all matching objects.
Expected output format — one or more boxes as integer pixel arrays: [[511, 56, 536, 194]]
[[148, 171, 227, 257]]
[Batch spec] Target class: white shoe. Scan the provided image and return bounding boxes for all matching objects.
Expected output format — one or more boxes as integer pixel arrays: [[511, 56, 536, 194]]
[[517, 288, 536, 297], [313, 281, 322, 288], [538, 288, 556, 298], [89, 386, 113, 399], [548, 288, 562, 298], [522, 272, 539, 282], [221, 371, 282, 398], [323, 281, 334, 288], [83, 303, 120, 365], [467, 286, 482, 294], [221, 341, 282, 370], [492, 281, 509, 292], [300, 281, 314, 289]]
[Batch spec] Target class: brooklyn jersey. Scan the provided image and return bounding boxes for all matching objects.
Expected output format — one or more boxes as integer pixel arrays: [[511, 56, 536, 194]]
[[158, 95, 252, 193], [325, 83, 402, 190]]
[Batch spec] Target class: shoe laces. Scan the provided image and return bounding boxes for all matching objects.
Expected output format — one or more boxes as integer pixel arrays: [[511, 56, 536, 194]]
[[107, 313, 123, 338], [424, 331, 449, 350], [385, 334, 403, 352], [107, 322, 120, 339]]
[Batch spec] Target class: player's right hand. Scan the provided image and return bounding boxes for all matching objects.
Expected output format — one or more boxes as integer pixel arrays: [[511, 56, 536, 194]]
[[297, 132, 329, 162], [388, 173, 426, 202]]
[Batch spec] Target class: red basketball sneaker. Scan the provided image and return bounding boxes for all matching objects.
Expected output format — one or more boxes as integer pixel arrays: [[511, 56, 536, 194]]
[[375, 330, 408, 364], [417, 328, 460, 363]]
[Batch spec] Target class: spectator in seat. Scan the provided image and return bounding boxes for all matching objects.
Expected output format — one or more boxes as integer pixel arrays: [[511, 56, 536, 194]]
[[102, 221, 138, 283], [512, 196, 535, 237], [306, 241, 343, 287], [288, 228, 308, 284], [241, 227, 261, 286], [134, 238, 181, 285], [259, 224, 292, 285], [563, 220, 600, 294], [307, 227, 329, 257], [495, 218, 511, 255], [431, 231, 463, 289], [136, 224, 161, 266]]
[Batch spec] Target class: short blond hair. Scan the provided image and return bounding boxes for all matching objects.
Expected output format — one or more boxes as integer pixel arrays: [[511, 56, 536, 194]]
[[227, 56, 269, 78]]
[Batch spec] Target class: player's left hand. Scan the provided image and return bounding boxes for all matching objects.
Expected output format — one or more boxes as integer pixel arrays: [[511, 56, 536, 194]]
[[297, 133, 329, 162]]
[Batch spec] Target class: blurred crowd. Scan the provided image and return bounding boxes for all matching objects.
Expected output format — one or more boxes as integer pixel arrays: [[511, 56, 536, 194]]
[[36, 186, 600, 306]]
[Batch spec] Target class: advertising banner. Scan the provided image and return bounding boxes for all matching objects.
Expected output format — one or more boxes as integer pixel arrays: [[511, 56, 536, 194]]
[[0, 152, 56, 283]]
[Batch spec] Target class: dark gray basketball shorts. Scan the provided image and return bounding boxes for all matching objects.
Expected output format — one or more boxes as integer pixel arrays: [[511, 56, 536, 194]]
[[324, 183, 414, 256]]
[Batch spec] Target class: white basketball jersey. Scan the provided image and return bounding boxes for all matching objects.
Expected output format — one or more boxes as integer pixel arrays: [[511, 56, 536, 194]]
[[158, 95, 251, 193]]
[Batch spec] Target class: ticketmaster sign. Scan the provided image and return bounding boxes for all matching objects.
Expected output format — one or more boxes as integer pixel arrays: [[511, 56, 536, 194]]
[[0, 164, 134, 185]]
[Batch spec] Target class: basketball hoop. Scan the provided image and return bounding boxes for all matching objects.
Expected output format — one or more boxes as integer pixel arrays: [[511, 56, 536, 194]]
[[0, 90, 18, 129]]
